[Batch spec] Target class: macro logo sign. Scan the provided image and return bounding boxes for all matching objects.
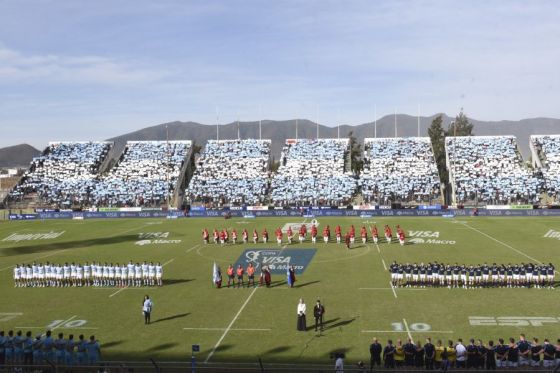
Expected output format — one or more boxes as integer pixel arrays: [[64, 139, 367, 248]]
[[134, 232, 181, 246], [234, 249, 317, 275], [543, 229, 560, 240], [408, 231, 455, 245]]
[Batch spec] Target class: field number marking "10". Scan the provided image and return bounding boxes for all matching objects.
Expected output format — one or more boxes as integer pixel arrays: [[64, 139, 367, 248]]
[[392, 322, 432, 331], [47, 319, 88, 328]]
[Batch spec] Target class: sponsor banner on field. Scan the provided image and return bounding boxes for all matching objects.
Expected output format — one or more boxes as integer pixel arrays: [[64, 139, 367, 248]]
[[469, 316, 560, 327], [543, 229, 560, 240], [407, 230, 456, 245], [234, 248, 317, 274], [2, 231, 65, 242]]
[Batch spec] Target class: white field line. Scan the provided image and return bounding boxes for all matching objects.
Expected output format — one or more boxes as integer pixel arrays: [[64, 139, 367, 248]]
[[389, 281, 398, 299], [109, 286, 128, 298], [204, 286, 258, 363], [162, 258, 175, 267], [362, 330, 453, 334], [51, 315, 77, 331], [183, 327, 270, 331], [402, 318, 413, 340], [205, 244, 289, 363], [186, 244, 200, 253], [359, 288, 426, 291], [462, 222, 559, 274], [381, 258, 387, 271], [17, 326, 98, 330], [375, 243, 381, 253]]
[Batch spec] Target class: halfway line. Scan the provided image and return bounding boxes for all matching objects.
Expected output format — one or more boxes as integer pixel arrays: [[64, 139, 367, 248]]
[[204, 286, 259, 363]]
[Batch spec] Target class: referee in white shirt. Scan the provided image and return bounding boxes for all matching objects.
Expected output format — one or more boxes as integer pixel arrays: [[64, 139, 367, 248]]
[[143, 295, 153, 325]]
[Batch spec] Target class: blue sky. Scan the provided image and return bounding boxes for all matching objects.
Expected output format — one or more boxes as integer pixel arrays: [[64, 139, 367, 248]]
[[1, 0, 559, 148]]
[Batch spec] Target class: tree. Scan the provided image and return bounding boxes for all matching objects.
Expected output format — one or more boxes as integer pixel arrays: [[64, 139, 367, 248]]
[[428, 115, 448, 185], [446, 109, 474, 136], [348, 131, 363, 173]]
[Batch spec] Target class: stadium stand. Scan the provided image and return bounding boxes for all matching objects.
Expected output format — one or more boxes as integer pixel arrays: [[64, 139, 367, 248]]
[[185, 139, 270, 206], [270, 139, 356, 206], [360, 137, 441, 205], [531, 135, 560, 202], [446, 136, 544, 205], [93, 141, 191, 207], [7, 142, 111, 207]]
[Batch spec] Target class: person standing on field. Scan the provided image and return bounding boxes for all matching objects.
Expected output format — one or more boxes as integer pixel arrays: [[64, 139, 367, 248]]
[[143, 295, 153, 325]]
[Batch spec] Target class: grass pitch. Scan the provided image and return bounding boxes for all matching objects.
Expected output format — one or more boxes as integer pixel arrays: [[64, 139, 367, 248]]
[[0, 216, 559, 366]]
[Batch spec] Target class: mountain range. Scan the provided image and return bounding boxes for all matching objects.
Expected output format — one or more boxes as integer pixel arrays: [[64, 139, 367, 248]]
[[1, 114, 559, 167]]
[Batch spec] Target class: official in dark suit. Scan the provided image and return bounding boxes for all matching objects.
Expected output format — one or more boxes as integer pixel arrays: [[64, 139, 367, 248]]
[[313, 299, 325, 331]]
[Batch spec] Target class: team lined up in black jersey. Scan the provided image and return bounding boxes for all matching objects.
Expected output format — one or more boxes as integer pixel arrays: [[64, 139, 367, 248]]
[[389, 262, 556, 289]]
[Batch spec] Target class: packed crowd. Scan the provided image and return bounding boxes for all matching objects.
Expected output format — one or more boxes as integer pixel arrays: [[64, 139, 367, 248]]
[[532, 135, 560, 202], [0, 330, 101, 366], [447, 136, 544, 204], [389, 262, 556, 289], [186, 140, 270, 206], [13, 261, 164, 288], [93, 141, 191, 207], [368, 335, 560, 369], [271, 139, 357, 206], [8, 142, 111, 206], [361, 137, 441, 204]]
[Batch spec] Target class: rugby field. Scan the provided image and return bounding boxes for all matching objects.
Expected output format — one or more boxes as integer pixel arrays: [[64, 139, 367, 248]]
[[0, 216, 558, 366]]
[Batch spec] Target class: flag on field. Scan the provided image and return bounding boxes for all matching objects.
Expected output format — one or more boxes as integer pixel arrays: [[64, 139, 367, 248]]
[[213, 262, 222, 288]]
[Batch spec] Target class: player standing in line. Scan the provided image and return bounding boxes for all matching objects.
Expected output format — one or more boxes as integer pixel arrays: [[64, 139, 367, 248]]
[[37, 263, 45, 287], [398, 228, 405, 246], [83, 262, 91, 287], [127, 261, 134, 287], [253, 229, 259, 244], [141, 261, 149, 286], [148, 262, 156, 286], [202, 228, 209, 244], [231, 229, 237, 244], [311, 224, 318, 244], [547, 263, 555, 289], [70, 262, 77, 287], [65, 334, 75, 366], [156, 262, 163, 287], [262, 228, 269, 244], [109, 263, 116, 287], [287, 226, 293, 244], [227, 264, 235, 287], [335, 225, 342, 244], [54, 333, 66, 365], [76, 264, 83, 287], [212, 228, 219, 244], [298, 225, 305, 244], [223, 228, 229, 244], [219, 229, 225, 246], [323, 225, 330, 244], [384, 225, 392, 244], [76, 335, 86, 366], [371, 225, 379, 244], [242, 228, 249, 244], [85, 335, 101, 365], [349, 225, 355, 245], [13, 265, 21, 287], [44, 262, 51, 287], [360, 226, 367, 244], [247, 263, 255, 287], [136, 262, 143, 287], [276, 227, 283, 246], [236, 265, 244, 288]]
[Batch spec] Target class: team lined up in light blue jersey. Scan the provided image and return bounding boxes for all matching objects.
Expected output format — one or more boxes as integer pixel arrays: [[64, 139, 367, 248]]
[[0, 330, 100, 366], [13, 261, 164, 287]]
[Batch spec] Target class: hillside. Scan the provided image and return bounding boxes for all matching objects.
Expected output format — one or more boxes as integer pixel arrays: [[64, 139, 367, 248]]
[[107, 115, 560, 159], [0, 143, 41, 168]]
